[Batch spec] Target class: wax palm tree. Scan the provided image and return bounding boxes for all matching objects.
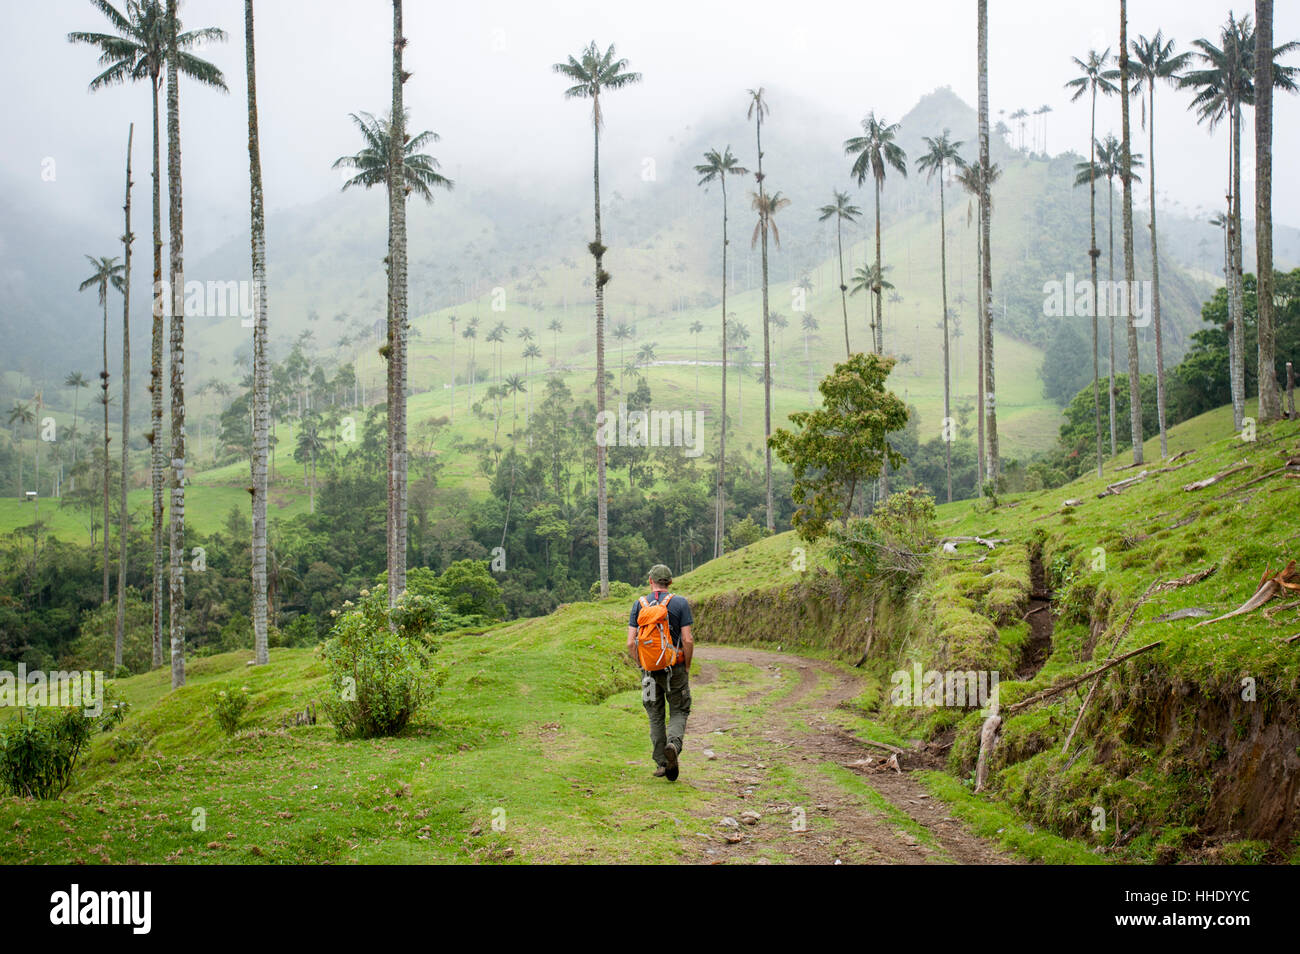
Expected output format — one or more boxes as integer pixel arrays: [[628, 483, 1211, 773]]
[[294, 414, 324, 514], [1181, 13, 1298, 430], [448, 314, 458, 421], [916, 130, 966, 503], [1255, 0, 1282, 421], [7, 402, 35, 497], [485, 323, 505, 384], [694, 145, 748, 557], [553, 40, 641, 598], [956, 155, 1003, 493], [64, 372, 88, 470], [727, 321, 752, 431], [1117, 0, 1144, 465], [845, 112, 907, 357], [1086, 135, 1142, 457], [332, 111, 454, 201], [245, 0, 270, 665], [800, 313, 819, 402], [689, 320, 703, 399], [1066, 48, 1118, 476], [463, 318, 479, 404], [113, 125, 135, 672], [636, 342, 657, 373], [849, 263, 893, 360], [770, 312, 788, 371], [1132, 32, 1191, 457], [79, 254, 124, 608], [751, 188, 792, 439], [977, 0, 999, 487], [613, 322, 634, 391], [746, 88, 776, 533], [817, 190, 862, 357], [68, 0, 226, 673], [547, 317, 563, 367], [522, 342, 542, 428]]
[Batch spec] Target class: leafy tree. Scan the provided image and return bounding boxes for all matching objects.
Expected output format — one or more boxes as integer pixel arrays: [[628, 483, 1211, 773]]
[[769, 353, 908, 541]]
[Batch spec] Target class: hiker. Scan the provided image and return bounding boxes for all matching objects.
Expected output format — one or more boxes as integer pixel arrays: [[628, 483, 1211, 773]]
[[627, 564, 694, 781]]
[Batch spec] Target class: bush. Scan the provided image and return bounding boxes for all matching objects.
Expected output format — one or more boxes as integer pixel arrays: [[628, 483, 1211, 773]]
[[320, 590, 436, 739], [588, 580, 638, 602], [211, 685, 251, 735], [0, 692, 127, 799], [725, 516, 767, 550], [826, 486, 937, 592]]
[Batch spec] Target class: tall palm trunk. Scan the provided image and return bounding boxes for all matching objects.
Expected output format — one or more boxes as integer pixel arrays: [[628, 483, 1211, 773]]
[[386, 0, 409, 607], [873, 176, 889, 500], [755, 112, 773, 533], [1107, 175, 1118, 455], [592, 105, 609, 597], [247, 0, 270, 666], [1257, 0, 1281, 420], [101, 283, 111, 609], [715, 175, 729, 559], [1147, 82, 1168, 456], [1120, 0, 1143, 465], [150, 72, 165, 670], [938, 170, 952, 503], [978, 0, 998, 484], [165, 0, 187, 689], [1088, 87, 1103, 477], [115, 123, 134, 671], [1230, 103, 1246, 430], [836, 221, 850, 356], [975, 212, 985, 494]]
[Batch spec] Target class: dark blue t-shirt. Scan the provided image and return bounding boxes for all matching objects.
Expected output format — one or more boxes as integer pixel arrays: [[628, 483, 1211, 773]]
[[629, 591, 693, 648]]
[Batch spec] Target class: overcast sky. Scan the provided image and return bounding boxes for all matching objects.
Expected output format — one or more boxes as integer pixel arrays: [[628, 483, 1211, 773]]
[[8, 0, 1299, 256]]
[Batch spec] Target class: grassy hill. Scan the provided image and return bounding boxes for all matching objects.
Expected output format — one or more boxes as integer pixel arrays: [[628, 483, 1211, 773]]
[[3, 401, 1296, 864]]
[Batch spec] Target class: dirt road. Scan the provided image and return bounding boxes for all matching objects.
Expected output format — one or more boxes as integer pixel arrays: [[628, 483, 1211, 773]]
[[678, 645, 1022, 864]]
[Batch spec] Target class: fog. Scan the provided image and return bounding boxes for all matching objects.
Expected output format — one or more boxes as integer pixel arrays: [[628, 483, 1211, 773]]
[[6, 0, 1300, 256]]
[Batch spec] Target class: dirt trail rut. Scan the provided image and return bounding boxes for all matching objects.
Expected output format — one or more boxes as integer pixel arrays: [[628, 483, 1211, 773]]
[[679, 646, 1022, 865]]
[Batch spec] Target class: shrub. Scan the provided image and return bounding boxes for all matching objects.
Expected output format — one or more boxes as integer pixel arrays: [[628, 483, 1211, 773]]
[[211, 685, 251, 735], [0, 692, 127, 799], [320, 590, 435, 739], [588, 580, 638, 602], [826, 486, 937, 592]]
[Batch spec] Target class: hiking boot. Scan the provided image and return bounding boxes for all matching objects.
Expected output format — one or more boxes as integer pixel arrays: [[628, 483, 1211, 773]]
[[664, 743, 680, 781], [653, 765, 667, 777]]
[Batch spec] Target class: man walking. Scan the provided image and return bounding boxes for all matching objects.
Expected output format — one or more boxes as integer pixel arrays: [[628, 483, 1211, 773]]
[[627, 564, 694, 781]]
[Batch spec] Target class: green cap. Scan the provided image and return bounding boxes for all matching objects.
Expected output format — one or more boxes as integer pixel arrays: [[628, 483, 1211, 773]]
[[648, 564, 673, 586]]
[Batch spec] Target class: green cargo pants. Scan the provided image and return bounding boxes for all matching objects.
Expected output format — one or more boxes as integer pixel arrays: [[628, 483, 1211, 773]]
[[642, 665, 691, 767]]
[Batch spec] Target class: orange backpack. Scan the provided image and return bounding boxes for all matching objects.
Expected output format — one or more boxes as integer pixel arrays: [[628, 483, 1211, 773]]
[[635, 593, 681, 671]]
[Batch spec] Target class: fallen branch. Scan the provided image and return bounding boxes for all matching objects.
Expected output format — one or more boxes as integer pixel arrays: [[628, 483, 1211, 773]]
[[1183, 461, 1251, 492], [859, 738, 906, 756], [1060, 640, 1164, 754], [1286, 632, 1300, 644], [1212, 466, 1288, 498], [1194, 561, 1300, 627], [941, 535, 1009, 550], [1153, 565, 1216, 593], [1004, 639, 1164, 716], [1264, 599, 1300, 620], [1098, 471, 1150, 497]]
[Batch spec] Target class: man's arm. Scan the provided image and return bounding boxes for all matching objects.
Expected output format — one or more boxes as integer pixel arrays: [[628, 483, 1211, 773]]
[[627, 626, 639, 668], [679, 625, 693, 669]]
